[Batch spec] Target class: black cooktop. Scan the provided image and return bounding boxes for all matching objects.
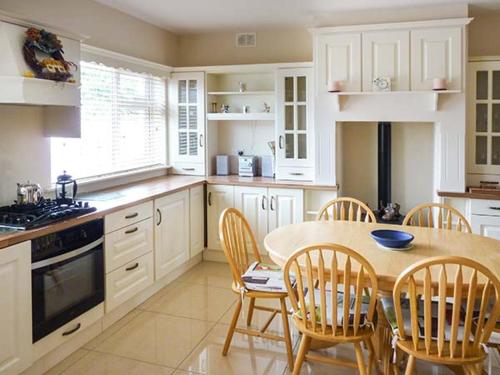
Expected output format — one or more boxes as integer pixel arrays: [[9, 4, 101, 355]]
[[0, 198, 96, 230]]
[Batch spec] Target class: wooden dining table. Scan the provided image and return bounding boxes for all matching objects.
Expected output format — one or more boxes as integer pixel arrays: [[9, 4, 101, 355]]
[[263, 220, 500, 374]]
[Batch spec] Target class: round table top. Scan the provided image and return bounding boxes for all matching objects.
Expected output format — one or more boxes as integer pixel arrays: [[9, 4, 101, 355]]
[[264, 221, 500, 291]]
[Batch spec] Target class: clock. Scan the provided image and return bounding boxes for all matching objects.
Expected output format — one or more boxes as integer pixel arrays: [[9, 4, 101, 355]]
[[373, 77, 391, 92]]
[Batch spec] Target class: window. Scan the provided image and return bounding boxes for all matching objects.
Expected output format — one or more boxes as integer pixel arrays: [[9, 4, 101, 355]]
[[51, 61, 166, 182]]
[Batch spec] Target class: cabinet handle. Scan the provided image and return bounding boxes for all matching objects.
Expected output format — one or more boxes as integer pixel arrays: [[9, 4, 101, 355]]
[[182, 168, 195, 171], [270, 196, 275, 211], [261, 195, 267, 210], [62, 323, 81, 336], [199, 134, 204, 147], [279, 135, 284, 149], [290, 172, 304, 176], [156, 208, 162, 226], [125, 227, 138, 234], [489, 207, 500, 210], [125, 262, 139, 271], [208, 192, 212, 206], [125, 212, 138, 219]]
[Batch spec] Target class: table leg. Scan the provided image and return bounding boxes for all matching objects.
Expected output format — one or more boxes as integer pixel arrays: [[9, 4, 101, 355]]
[[375, 291, 396, 375]]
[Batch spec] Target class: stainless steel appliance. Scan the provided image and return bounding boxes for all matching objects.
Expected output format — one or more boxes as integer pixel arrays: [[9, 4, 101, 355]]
[[31, 219, 104, 342], [216, 155, 230, 176], [238, 155, 257, 177], [17, 182, 43, 204]]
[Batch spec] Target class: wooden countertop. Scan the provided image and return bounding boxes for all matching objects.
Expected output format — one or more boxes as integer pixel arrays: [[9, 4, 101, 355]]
[[0, 174, 336, 250], [438, 190, 500, 200], [206, 175, 338, 190], [0, 175, 205, 250]]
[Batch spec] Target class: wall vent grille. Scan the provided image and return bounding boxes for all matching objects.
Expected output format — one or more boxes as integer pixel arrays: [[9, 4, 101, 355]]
[[236, 33, 256, 47]]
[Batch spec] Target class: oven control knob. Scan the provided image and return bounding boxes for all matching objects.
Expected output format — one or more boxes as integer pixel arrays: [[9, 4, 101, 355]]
[[84, 202, 89, 208]]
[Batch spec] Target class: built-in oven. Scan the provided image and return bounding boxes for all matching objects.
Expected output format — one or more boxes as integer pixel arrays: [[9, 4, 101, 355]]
[[31, 219, 104, 342]]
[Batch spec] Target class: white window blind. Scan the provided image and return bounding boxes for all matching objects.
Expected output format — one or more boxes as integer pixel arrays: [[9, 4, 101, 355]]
[[51, 61, 166, 182]]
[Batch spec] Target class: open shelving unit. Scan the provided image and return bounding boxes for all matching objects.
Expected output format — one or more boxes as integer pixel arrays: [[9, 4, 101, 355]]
[[207, 112, 274, 121], [207, 90, 275, 96]]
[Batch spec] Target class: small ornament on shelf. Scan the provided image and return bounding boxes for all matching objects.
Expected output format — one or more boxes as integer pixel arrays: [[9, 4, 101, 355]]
[[243, 105, 249, 114], [238, 81, 246, 92], [328, 80, 342, 93], [373, 77, 391, 92], [220, 104, 230, 113], [263, 102, 271, 113]]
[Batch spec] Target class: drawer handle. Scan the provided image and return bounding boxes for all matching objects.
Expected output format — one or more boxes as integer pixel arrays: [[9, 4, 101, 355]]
[[489, 207, 500, 210], [290, 172, 303, 176], [62, 323, 81, 336], [183, 168, 195, 171], [125, 227, 138, 234], [126, 262, 139, 271], [125, 212, 139, 219]]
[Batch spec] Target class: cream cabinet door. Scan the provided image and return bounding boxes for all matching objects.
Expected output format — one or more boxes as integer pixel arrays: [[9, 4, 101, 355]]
[[154, 190, 190, 279], [234, 186, 268, 250], [362, 30, 410, 91], [410, 27, 462, 91], [0, 241, 32, 375], [315, 33, 361, 92], [207, 185, 234, 250], [190, 185, 205, 258], [471, 214, 500, 239], [268, 188, 304, 232]]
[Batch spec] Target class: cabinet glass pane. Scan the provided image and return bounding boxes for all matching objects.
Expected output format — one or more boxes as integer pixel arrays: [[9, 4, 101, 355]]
[[285, 105, 294, 130], [178, 80, 186, 103], [493, 137, 500, 165], [493, 104, 500, 132], [285, 77, 294, 102], [179, 132, 187, 155], [298, 134, 307, 159], [476, 104, 488, 132], [188, 106, 197, 129], [476, 136, 487, 165], [285, 134, 294, 159], [178, 106, 187, 129], [476, 71, 488, 100], [494, 72, 500, 100], [189, 133, 198, 156], [297, 76, 306, 102], [297, 105, 306, 131], [188, 80, 197, 103]]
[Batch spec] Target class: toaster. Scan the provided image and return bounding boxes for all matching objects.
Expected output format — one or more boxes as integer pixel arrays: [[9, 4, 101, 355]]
[[238, 156, 257, 177]]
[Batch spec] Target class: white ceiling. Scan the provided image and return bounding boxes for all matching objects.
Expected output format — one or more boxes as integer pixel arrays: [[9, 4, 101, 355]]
[[94, 0, 500, 34]]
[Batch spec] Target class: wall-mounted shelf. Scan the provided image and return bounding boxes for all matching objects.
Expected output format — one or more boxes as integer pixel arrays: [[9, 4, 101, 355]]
[[207, 91, 275, 96], [330, 90, 462, 112], [207, 113, 275, 121]]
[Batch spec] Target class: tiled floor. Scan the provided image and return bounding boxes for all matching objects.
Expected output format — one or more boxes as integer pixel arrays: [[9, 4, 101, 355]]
[[44, 261, 458, 374]]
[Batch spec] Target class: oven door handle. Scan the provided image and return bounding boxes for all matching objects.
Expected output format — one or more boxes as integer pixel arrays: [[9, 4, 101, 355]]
[[31, 238, 104, 270]]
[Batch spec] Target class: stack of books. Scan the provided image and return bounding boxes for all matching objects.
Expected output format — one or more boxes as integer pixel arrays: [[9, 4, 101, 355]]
[[242, 262, 293, 292]]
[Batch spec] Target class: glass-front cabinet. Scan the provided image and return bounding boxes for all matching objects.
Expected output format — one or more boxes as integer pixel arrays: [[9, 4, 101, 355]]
[[276, 68, 314, 180], [468, 61, 500, 175], [168, 72, 205, 175]]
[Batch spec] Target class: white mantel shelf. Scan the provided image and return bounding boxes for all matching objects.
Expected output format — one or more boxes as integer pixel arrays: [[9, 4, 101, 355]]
[[330, 90, 461, 112], [207, 113, 275, 121]]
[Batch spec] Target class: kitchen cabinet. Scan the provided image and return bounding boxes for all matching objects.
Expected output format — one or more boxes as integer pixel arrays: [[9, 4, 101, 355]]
[[154, 190, 190, 279], [268, 188, 304, 232], [169, 71, 205, 175], [276, 67, 314, 180], [467, 60, 500, 175], [207, 184, 234, 250], [0, 241, 32, 375], [362, 30, 410, 91], [471, 214, 500, 239], [410, 27, 462, 91], [315, 32, 361, 93], [190, 185, 205, 258]]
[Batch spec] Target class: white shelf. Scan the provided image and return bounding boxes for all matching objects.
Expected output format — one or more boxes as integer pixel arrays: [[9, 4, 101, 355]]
[[329, 90, 462, 111], [207, 113, 275, 121], [207, 91, 275, 96]]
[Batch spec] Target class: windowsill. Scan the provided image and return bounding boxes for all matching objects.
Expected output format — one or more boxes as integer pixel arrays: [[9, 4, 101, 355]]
[[46, 165, 172, 196]]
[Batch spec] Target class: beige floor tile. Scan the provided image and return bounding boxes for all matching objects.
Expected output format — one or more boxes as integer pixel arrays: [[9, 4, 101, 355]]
[[179, 323, 289, 375], [59, 351, 175, 374], [84, 308, 141, 350], [42, 349, 90, 375], [94, 311, 215, 368], [175, 261, 234, 289], [139, 282, 236, 322]]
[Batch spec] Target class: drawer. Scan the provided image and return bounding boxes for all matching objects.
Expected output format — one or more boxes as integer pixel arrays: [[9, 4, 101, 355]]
[[105, 252, 154, 313], [275, 166, 314, 181], [171, 162, 205, 176], [105, 218, 154, 273], [470, 199, 500, 216], [105, 201, 153, 233]]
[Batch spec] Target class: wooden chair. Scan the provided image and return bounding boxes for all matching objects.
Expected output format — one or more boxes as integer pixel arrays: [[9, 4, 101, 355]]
[[316, 197, 377, 223], [219, 208, 294, 370], [283, 243, 379, 375], [392, 256, 500, 375], [402, 203, 472, 233]]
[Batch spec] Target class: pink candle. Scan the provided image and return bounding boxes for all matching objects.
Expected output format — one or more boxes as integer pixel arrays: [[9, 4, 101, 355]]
[[328, 80, 342, 92], [432, 78, 447, 90]]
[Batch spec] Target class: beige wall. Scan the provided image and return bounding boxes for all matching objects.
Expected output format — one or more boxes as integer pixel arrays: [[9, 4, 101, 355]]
[[0, 0, 179, 66], [469, 14, 500, 57]]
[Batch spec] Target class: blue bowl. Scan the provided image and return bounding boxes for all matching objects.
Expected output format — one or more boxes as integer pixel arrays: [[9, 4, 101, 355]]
[[370, 229, 414, 249]]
